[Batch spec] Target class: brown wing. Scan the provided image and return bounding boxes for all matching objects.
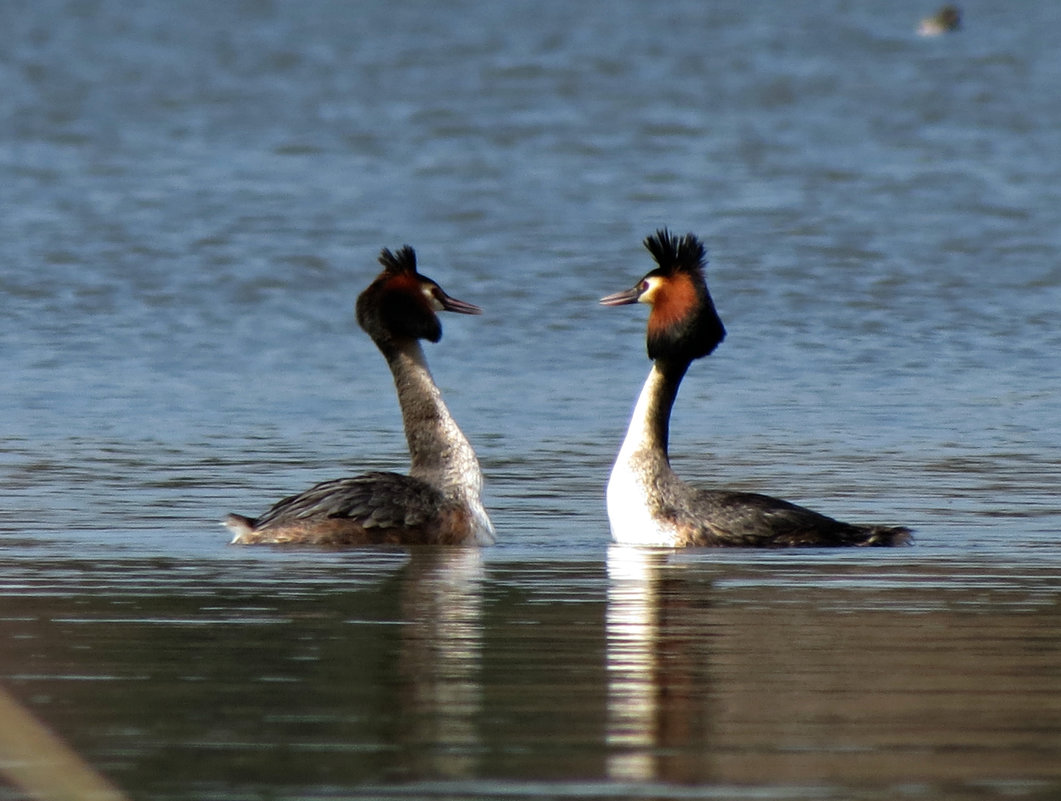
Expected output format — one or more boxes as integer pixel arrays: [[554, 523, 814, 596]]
[[244, 472, 447, 544]]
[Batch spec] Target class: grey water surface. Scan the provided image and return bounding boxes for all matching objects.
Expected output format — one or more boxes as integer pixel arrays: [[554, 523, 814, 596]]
[[2, 1, 1060, 799]]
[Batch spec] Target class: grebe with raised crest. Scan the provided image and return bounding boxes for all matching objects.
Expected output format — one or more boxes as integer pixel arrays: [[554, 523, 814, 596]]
[[226, 245, 495, 546], [600, 229, 911, 548]]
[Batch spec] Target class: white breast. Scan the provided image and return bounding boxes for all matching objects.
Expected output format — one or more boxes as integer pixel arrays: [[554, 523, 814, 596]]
[[606, 459, 680, 547]]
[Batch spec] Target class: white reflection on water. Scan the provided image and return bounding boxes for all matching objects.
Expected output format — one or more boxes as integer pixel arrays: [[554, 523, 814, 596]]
[[603, 545, 1061, 790], [605, 544, 717, 784], [397, 548, 486, 780], [605, 544, 665, 782]]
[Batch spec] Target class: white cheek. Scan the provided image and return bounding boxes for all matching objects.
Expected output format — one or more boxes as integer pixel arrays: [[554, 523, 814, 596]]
[[638, 277, 662, 305], [422, 285, 445, 311]]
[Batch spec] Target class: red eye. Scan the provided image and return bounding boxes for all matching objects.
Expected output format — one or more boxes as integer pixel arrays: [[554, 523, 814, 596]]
[[641, 280, 650, 292]]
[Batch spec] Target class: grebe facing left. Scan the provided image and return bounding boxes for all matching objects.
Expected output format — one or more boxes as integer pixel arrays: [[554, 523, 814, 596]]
[[600, 229, 911, 548], [226, 246, 495, 546]]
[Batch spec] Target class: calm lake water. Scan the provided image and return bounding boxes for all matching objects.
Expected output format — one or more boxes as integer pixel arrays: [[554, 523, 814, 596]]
[[2, 0, 1060, 799]]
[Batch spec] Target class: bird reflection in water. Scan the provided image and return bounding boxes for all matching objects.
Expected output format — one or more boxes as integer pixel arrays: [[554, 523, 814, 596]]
[[605, 544, 714, 783], [395, 547, 486, 780]]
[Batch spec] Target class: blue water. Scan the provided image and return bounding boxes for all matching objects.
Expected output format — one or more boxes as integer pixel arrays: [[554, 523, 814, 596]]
[[2, 1, 1060, 798]]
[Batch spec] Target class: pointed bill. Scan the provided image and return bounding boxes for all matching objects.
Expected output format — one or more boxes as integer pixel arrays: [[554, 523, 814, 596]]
[[599, 286, 642, 306]]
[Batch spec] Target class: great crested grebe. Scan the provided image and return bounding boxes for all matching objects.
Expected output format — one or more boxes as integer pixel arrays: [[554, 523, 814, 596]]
[[226, 245, 495, 546], [600, 230, 912, 548]]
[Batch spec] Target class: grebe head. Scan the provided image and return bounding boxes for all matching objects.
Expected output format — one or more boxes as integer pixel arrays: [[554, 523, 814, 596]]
[[600, 229, 726, 364], [356, 245, 481, 346]]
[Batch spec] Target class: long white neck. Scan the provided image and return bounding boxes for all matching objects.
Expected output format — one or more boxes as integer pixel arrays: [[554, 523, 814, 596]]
[[384, 340, 495, 543], [614, 361, 686, 466], [607, 360, 688, 546]]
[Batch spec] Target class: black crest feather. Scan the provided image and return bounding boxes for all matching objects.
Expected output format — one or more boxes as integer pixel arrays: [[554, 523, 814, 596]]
[[377, 245, 418, 275], [641, 228, 725, 363], [358, 244, 442, 344], [643, 229, 706, 275]]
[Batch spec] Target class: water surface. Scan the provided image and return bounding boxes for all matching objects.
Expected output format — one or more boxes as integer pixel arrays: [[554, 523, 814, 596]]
[[2, 1, 1060, 798]]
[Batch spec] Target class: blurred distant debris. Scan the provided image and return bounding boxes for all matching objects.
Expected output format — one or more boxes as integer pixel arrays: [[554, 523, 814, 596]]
[[918, 5, 962, 36], [0, 686, 131, 801]]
